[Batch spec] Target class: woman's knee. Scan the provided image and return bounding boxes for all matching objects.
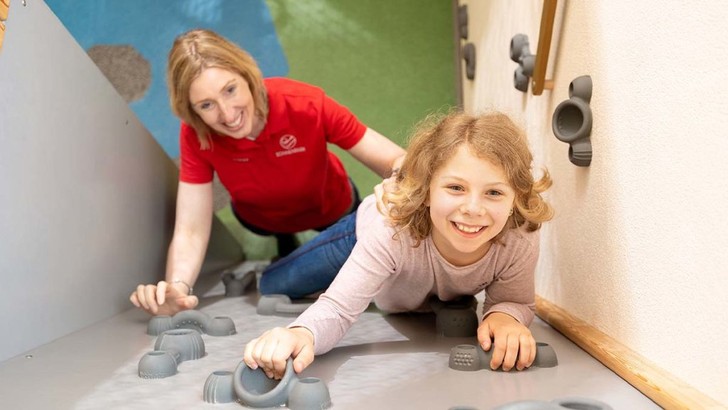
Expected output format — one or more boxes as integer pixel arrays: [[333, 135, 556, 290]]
[[258, 274, 281, 295]]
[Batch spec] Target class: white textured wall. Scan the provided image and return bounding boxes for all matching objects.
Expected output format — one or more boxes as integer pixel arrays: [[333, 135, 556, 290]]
[[460, 0, 728, 405]]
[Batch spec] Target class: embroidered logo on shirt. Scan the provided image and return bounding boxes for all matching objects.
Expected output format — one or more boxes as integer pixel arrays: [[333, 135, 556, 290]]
[[275, 134, 306, 157], [279, 134, 297, 150]]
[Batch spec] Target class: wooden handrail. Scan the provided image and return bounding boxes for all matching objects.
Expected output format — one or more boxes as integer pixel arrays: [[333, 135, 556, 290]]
[[536, 295, 725, 409], [0, 0, 9, 53], [0, 0, 9, 21], [531, 0, 558, 95]]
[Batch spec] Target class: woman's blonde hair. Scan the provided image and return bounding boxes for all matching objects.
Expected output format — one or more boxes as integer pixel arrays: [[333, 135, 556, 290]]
[[385, 111, 554, 245], [167, 29, 268, 149]]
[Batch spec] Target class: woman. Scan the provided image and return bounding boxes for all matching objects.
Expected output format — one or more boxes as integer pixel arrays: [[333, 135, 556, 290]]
[[130, 29, 404, 316]]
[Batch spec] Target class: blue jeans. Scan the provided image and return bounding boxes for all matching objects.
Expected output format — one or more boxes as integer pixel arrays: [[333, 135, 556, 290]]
[[259, 210, 358, 298], [232, 178, 361, 258]]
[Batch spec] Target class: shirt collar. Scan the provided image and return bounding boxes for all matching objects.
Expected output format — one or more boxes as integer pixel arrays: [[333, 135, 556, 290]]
[[256, 86, 289, 140]]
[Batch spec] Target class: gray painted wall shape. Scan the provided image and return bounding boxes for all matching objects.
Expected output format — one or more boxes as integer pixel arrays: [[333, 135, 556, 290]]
[[0, 0, 242, 363]]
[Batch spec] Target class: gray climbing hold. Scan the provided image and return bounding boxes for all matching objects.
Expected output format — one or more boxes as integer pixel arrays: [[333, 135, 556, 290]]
[[138, 350, 178, 379], [205, 358, 332, 409], [462, 42, 476, 80], [203, 370, 236, 404], [257, 294, 313, 316], [493, 397, 614, 410], [552, 75, 593, 167], [510, 33, 536, 92], [458, 5, 469, 39], [494, 400, 561, 410], [222, 269, 257, 297], [147, 310, 236, 336], [551, 397, 613, 410], [449, 342, 558, 371], [138, 329, 205, 379], [431, 296, 479, 337]]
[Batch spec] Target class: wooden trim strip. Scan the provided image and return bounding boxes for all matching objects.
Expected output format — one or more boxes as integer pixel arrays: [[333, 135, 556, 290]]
[[0, 0, 8, 53], [452, 0, 464, 108], [0, 0, 8, 21], [531, 0, 557, 95], [0, 22, 5, 53], [536, 295, 724, 409]]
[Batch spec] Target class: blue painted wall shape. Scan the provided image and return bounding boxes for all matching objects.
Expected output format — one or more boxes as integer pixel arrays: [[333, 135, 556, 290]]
[[46, 0, 288, 159]]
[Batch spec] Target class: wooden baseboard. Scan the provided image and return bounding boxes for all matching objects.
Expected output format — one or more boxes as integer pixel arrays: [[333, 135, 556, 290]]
[[535, 295, 724, 409], [0, 0, 8, 53]]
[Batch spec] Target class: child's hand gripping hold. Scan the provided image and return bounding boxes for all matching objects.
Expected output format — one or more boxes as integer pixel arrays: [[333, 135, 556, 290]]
[[478, 312, 536, 371], [243, 327, 316, 379]]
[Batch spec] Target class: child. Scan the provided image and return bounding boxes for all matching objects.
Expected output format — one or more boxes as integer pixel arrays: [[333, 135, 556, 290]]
[[243, 111, 554, 379]]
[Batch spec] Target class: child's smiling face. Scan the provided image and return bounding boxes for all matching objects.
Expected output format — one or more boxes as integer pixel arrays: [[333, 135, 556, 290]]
[[427, 144, 515, 266]]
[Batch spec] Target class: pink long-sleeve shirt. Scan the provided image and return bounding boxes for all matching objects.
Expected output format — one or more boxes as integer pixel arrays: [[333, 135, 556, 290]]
[[289, 195, 540, 355]]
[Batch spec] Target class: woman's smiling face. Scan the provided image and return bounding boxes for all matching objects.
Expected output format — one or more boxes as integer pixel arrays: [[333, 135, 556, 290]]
[[188, 66, 260, 140], [427, 144, 515, 266]]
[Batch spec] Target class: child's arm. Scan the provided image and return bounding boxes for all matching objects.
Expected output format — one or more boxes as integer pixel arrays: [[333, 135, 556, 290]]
[[244, 197, 400, 375], [242, 326, 315, 379], [477, 232, 541, 371], [477, 312, 536, 371]]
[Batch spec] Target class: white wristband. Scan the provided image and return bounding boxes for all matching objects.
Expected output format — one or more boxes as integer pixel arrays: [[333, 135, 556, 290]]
[[172, 279, 193, 295]]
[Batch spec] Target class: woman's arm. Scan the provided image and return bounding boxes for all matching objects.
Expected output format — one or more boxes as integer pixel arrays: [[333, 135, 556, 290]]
[[347, 128, 406, 178], [129, 181, 213, 315], [166, 181, 214, 287]]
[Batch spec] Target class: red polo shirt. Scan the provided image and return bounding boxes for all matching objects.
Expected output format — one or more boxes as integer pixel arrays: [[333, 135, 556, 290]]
[[179, 77, 366, 233]]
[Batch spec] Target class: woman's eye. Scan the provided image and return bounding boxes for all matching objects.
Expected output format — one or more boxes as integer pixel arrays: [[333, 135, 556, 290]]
[[199, 102, 212, 111], [226, 85, 236, 95]]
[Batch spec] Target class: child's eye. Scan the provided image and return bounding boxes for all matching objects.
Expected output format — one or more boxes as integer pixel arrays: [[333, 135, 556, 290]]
[[447, 185, 464, 192], [486, 189, 503, 197]]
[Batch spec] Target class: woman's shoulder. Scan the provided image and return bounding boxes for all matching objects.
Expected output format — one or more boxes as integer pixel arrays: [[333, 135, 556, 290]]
[[179, 122, 203, 148], [179, 122, 195, 136], [264, 77, 324, 100]]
